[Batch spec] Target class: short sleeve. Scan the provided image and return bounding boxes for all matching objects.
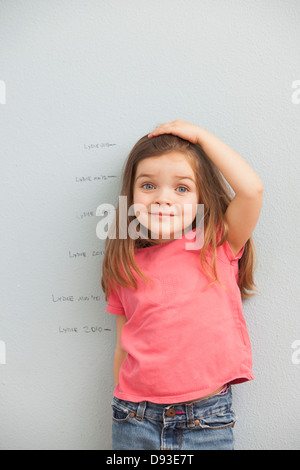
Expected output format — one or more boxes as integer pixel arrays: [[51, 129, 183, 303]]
[[106, 283, 125, 316], [223, 240, 245, 262]]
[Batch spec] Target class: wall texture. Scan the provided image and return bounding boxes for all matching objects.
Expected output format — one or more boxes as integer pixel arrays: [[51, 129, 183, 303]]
[[0, 0, 299, 450]]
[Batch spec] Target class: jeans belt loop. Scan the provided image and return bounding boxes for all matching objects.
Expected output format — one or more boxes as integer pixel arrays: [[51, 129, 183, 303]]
[[185, 403, 195, 427], [136, 401, 147, 421]]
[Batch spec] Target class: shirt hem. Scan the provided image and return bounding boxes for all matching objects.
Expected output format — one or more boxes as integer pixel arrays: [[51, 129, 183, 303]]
[[113, 373, 255, 404], [106, 305, 125, 315]]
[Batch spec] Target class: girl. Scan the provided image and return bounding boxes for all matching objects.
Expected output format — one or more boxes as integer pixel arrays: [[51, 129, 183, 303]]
[[101, 120, 263, 450]]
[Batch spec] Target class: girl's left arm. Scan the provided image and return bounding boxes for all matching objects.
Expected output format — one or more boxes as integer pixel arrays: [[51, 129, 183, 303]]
[[148, 120, 263, 256]]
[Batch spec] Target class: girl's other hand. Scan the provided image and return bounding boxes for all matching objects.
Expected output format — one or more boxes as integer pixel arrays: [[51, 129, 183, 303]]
[[148, 120, 202, 144]]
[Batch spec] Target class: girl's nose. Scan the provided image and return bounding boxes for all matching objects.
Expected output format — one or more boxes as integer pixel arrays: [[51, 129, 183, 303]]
[[153, 188, 173, 205], [154, 198, 172, 206]]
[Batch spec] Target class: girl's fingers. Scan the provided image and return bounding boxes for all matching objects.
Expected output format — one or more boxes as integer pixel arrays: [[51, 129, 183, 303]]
[[147, 120, 199, 144], [148, 123, 173, 138]]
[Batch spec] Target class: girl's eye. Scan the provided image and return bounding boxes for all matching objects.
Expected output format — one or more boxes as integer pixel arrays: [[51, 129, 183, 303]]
[[177, 186, 189, 193], [141, 184, 189, 193]]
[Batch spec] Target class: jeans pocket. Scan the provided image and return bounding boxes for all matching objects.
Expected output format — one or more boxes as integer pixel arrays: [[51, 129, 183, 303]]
[[112, 405, 134, 423], [197, 407, 236, 430]]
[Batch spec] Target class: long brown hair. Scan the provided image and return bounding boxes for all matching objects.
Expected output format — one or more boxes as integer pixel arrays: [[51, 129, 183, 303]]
[[101, 134, 258, 301]]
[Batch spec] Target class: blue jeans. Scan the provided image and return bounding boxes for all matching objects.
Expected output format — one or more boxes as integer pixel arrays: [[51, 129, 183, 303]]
[[112, 386, 236, 450]]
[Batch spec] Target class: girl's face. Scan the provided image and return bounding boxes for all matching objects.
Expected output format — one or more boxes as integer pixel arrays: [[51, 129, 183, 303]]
[[133, 151, 199, 243]]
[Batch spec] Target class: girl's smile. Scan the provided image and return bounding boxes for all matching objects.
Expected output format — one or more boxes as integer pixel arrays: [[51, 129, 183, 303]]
[[150, 212, 175, 217]]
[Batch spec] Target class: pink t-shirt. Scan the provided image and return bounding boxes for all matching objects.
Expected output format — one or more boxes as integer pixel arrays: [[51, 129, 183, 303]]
[[106, 228, 254, 404]]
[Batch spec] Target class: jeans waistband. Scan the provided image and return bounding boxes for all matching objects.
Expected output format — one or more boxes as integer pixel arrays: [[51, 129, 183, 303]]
[[112, 386, 232, 425]]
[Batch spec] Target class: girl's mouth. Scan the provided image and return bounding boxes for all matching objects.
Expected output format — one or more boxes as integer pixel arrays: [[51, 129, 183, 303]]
[[151, 213, 175, 217]]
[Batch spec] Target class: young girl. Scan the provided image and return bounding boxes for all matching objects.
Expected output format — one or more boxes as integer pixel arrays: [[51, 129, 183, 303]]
[[101, 120, 263, 450]]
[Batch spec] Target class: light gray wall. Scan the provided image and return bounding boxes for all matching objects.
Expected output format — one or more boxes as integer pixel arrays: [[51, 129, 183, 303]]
[[0, 0, 299, 450]]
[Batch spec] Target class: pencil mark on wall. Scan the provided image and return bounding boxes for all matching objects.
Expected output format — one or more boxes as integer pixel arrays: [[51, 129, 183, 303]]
[[83, 143, 117, 150], [51, 293, 103, 303], [76, 210, 95, 220], [58, 326, 112, 335], [68, 249, 105, 259], [76, 209, 116, 220], [75, 175, 117, 183]]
